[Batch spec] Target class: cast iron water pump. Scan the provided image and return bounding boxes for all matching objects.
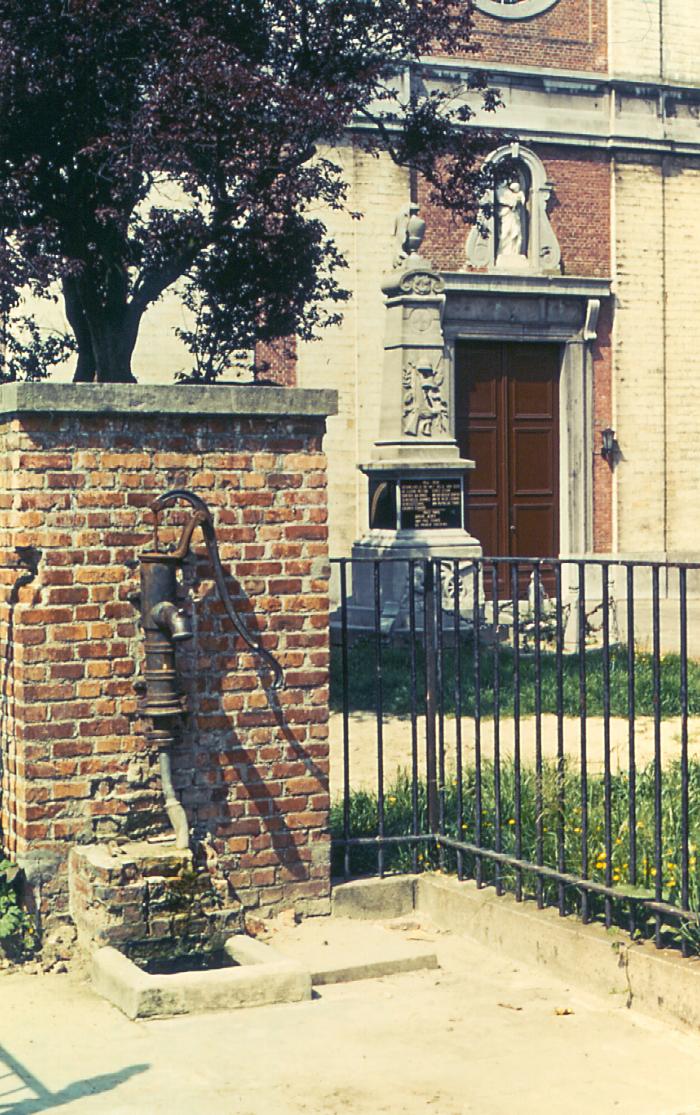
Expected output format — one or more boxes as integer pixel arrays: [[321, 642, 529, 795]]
[[137, 489, 283, 848]]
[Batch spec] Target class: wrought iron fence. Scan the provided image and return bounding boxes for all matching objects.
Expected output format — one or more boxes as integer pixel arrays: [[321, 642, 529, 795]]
[[330, 555, 700, 954]]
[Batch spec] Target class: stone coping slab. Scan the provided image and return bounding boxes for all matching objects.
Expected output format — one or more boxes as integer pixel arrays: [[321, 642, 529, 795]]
[[267, 915, 438, 986], [0, 382, 338, 419]]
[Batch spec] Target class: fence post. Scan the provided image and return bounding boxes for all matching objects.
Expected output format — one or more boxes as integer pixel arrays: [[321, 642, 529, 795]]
[[424, 559, 439, 833]]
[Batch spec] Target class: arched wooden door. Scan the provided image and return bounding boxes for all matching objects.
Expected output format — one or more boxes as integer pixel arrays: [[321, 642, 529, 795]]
[[455, 341, 560, 582]]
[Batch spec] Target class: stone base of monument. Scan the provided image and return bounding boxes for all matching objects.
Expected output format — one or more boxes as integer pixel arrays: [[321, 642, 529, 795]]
[[343, 528, 483, 637], [340, 462, 483, 636]]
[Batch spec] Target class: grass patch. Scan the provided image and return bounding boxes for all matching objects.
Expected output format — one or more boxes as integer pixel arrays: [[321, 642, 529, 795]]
[[331, 637, 700, 719], [331, 760, 700, 949]]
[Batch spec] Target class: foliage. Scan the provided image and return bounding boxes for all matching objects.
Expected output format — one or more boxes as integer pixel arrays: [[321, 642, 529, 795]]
[[0, 859, 36, 960], [0, 0, 500, 383], [331, 635, 700, 719], [0, 314, 76, 383]]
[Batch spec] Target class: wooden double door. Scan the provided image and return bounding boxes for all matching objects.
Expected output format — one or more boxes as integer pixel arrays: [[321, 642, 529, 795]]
[[455, 341, 560, 564]]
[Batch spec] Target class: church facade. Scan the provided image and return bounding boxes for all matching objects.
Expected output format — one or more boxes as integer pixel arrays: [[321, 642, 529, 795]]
[[290, 0, 700, 569], [31, 1, 700, 570]]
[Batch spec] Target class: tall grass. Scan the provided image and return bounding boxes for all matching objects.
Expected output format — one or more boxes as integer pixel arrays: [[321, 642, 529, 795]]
[[331, 759, 700, 947], [330, 637, 700, 719]]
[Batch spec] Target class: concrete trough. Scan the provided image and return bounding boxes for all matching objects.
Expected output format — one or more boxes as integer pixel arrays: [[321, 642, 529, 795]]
[[91, 935, 312, 1020]]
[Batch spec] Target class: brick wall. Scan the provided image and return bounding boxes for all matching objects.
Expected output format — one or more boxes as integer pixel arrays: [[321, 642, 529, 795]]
[[0, 384, 336, 924], [466, 0, 607, 73], [255, 337, 298, 387], [420, 145, 611, 279]]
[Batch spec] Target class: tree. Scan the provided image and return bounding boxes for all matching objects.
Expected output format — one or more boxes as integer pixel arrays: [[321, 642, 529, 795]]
[[0, 0, 499, 384]]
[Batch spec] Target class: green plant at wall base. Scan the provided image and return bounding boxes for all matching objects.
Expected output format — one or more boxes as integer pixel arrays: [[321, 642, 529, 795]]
[[0, 859, 36, 960]]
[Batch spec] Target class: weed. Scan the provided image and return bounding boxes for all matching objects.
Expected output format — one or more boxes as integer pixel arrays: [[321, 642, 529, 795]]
[[0, 859, 36, 961], [331, 759, 700, 951]]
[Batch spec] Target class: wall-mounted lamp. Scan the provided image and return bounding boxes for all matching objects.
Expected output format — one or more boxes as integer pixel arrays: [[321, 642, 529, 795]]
[[600, 427, 617, 464]]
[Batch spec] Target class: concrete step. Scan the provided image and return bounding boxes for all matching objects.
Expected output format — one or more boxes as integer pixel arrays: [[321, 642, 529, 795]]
[[268, 914, 439, 986]]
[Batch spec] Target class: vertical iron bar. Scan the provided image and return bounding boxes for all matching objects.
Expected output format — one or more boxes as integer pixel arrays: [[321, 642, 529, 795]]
[[340, 561, 351, 880], [602, 564, 613, 928], [473, 561, 482, 886], [436, 560, 446, 854], [533, 562, 544, 908], [373, 560, 385, 877], [652, 564, 662, 947], [512, 562, 522, 902], [555, 563, 566, 915], [492, 563, 503, 896], [454, 560, 464, 880], [424, 560, 439, 833], [408, 560, 420, 874], [578, 561, 589, 922], [680, 566, 690, 956], [627, 564, 637, 890]]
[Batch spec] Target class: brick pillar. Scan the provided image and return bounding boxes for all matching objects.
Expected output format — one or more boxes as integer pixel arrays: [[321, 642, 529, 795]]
[[0, 382, 336, 924]]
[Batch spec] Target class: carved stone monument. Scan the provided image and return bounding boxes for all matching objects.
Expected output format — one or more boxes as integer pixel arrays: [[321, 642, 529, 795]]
[[346, 211, 482, 633]]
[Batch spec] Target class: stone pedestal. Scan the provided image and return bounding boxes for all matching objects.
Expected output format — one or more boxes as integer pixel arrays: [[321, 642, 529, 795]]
[[346, 252, 482, 634], [68, 841, 236, 959]]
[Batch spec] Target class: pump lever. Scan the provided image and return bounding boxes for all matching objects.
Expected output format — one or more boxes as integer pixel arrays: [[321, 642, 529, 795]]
[[150, 489, 284, 690]]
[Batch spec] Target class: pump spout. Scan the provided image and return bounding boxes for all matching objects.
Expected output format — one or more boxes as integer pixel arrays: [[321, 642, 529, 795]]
[[151, 600, 193, 643]]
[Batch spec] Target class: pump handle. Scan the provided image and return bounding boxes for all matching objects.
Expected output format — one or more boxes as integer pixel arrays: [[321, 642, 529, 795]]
[[150, 489, 283, 690]]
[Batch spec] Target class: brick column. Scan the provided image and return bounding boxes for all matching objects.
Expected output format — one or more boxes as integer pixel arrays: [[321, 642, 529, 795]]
[[0, 383, 336, 925]]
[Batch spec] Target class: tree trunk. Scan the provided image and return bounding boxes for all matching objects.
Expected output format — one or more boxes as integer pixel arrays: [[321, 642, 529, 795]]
[[64, 276, 140, 383], [63, 277, 96, 383]]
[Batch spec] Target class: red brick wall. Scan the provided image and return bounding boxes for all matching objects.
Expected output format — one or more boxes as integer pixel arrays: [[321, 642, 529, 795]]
[[0, 398, 331, 920], [419, 145, 611, 278], [255, 338, 298, 386], [462, 0, 607, 73]]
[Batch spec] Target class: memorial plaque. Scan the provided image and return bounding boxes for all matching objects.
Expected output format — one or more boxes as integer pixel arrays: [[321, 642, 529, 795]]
[[399, 477, 462, 530]]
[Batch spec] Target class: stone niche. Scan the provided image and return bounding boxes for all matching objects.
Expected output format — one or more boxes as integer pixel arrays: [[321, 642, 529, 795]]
[[0, 382, 337, 941]]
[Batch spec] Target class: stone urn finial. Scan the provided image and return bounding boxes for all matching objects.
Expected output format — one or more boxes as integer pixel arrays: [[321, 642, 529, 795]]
[[393, 202, 427, 269]]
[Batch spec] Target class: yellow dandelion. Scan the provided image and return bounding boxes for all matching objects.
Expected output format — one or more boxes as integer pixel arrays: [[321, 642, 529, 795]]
[[508, 819, 515, 826]]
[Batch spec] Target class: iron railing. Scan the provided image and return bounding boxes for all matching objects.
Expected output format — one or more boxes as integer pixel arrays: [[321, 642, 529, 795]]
[[330, 555, 700, 954]]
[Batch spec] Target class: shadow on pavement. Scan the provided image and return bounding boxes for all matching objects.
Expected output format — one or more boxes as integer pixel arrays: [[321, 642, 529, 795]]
[[0, 1044, 148, 1113]]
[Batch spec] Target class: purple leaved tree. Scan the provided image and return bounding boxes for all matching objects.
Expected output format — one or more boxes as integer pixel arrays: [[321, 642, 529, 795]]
[[0, 0, 499, 384]]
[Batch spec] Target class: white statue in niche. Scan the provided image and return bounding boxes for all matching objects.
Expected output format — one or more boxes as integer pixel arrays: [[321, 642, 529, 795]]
[[466, 144, 561, 275], [495, 170, 529, 267]]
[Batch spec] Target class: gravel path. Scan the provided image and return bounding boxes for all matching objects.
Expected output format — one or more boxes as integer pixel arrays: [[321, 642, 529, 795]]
[[329, 711, 700, 793]]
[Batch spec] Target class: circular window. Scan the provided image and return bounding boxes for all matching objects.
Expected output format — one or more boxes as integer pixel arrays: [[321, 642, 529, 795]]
[[474, 0, 560, 19]]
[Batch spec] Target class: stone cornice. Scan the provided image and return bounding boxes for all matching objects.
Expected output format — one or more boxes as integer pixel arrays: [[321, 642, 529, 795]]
[[410, 59, 700, 158], [0, 382, 338, 419], [441, 272, 612, 299]]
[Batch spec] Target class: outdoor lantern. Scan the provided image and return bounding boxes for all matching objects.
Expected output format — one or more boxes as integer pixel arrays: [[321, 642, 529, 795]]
[[600, 427, 616, 463]]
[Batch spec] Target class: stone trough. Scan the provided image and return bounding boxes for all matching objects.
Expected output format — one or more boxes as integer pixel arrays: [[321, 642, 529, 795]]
[[91, 917, 439, 1020]]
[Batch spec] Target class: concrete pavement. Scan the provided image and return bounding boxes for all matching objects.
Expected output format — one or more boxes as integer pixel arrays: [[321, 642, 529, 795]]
[[3, 921, 700, 1114]]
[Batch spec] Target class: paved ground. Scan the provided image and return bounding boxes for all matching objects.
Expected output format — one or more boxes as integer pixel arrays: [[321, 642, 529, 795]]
[[4, 921, 700, 1114]]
